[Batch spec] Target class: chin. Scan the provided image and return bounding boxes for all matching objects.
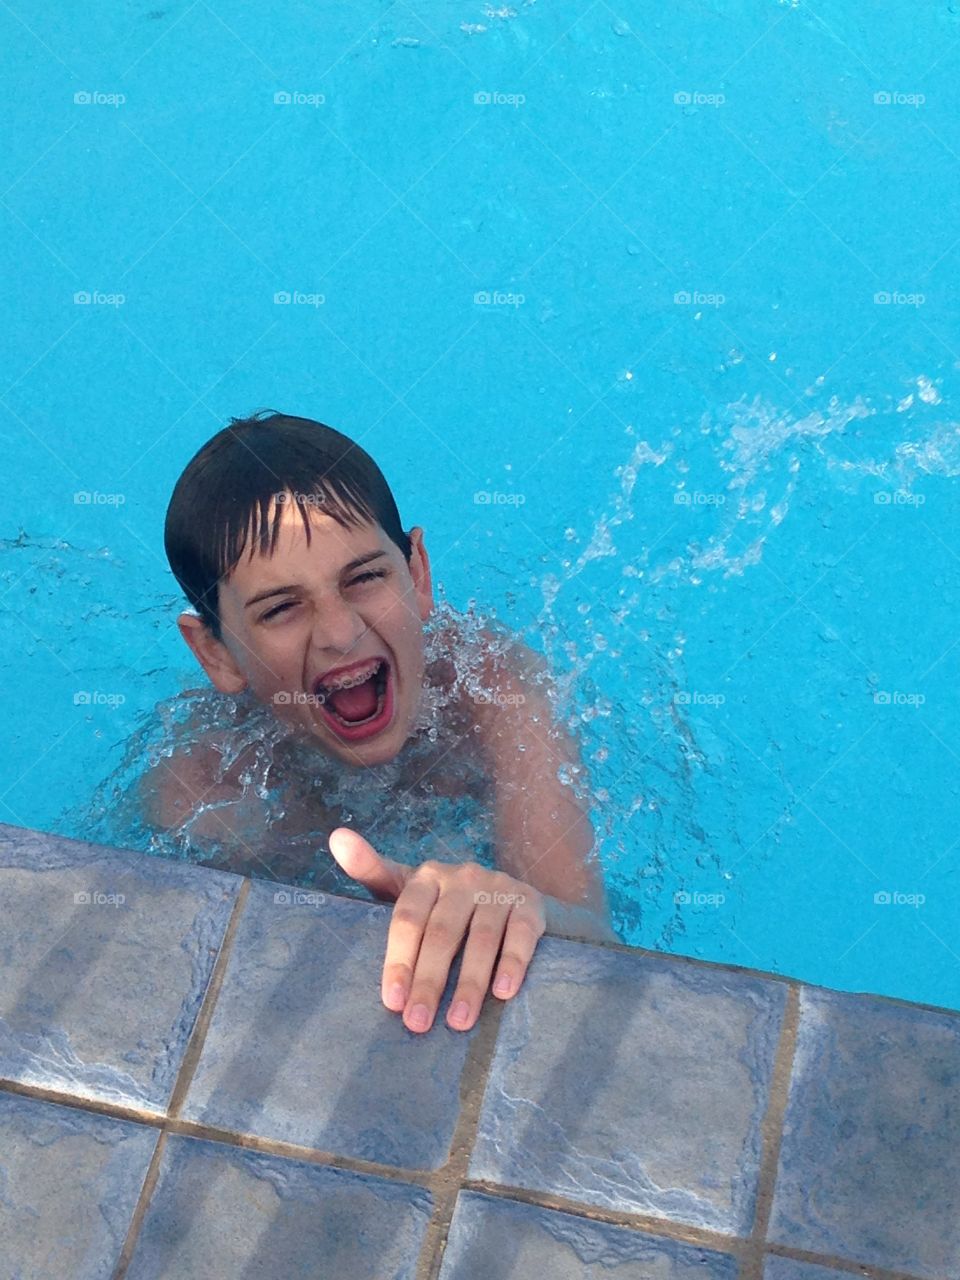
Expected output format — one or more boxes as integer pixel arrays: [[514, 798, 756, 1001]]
[[321, 724, 405, 769]]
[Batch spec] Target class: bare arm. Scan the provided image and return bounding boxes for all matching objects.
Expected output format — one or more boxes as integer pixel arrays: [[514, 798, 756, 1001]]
[[474, 635, 618, 944]]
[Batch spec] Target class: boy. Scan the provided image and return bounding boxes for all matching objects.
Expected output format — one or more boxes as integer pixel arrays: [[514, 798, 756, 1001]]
[[157, 410, 617, 1035]]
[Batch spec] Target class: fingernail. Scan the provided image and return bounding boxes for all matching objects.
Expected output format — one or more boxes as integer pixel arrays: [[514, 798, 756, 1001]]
[[408, 1003, 430, 1031], [387, 982, 406, 1008], [494, 973, 513, 996], [450, 1000, 471, 1024]]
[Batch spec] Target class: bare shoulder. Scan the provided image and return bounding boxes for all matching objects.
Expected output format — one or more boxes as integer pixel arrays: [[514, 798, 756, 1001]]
[[475, 629, 555, 714], [140, 740, 239, 830]]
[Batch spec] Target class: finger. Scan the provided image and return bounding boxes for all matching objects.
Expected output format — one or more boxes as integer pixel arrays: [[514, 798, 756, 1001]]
[[403, 890, 477, 1034], [381, 875, 441, 1014], [491, 903, 546, 1001], [446, 903, 510, 1031], [328, 827, 409, 901]]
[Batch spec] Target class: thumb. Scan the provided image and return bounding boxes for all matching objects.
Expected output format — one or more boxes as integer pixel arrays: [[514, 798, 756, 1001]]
[[327, 827, 410, 902]]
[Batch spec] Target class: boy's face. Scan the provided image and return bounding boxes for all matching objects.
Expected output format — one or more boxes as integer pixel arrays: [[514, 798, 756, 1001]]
[[178, 498, 435, 769]]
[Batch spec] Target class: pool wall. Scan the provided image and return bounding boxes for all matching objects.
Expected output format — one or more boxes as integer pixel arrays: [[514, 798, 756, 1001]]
[[1, 821, 957, 1278]]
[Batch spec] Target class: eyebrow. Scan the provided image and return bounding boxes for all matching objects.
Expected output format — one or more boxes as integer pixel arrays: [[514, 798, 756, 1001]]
[[243, 551, 388, 609]]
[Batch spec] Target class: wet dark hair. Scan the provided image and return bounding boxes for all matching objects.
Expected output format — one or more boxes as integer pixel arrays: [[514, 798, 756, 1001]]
[[164, 410, 413, 640]]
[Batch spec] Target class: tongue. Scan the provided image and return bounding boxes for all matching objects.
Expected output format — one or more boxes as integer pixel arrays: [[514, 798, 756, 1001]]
[[327, 674, 379, 722]]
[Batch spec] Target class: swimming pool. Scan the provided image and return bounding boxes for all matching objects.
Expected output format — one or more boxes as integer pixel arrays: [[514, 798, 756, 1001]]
[[2, 1, 958, 1009]]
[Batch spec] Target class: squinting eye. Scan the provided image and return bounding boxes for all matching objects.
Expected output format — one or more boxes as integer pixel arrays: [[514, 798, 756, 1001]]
[[261, 601, 297, 621], [260, 571, 386, 622]]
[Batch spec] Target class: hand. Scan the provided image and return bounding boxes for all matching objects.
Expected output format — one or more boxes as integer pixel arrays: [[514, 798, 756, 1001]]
[[328, 827, 546, 1034]]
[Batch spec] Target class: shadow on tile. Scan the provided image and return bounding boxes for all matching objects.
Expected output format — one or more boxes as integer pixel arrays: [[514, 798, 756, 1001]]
[[438, 1190, 739, 1278], [180, 882, 479, 1168], [0, 825, 239, 1110], [469, 937, 787, 1236], [125, 1135, 432, 1280]]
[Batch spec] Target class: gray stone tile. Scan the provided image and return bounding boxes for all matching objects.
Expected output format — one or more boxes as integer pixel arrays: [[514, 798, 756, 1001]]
[[0, 1090, 158, 1279], [0, 824, 241, 1111], [768, 985, 960, 1277], [763, 1259, 852, 1280], [469, 937, 787, 1235], [181, 880, 480, 1168], [437, 1191, 740, 1279], [125, 1134, 432, 1279]]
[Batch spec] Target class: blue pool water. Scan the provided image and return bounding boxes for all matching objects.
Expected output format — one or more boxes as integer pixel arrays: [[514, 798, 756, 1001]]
[[2, 2, 959, 1010]]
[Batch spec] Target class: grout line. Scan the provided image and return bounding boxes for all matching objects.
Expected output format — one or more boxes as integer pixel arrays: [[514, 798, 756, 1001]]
[[0, 1077, 167, 1125], [0, 1072, 432, 1187], [762, 1242, 933, 1280], [740, 983, 801, 1280], [455, 1181, 934, 1280], [112, 1130, 169, 1280], [415, 992, 507, 1280], [167, 878, 252, 1120], [113, 877, 252, 1278], [159, 1119, 435, 1187], [460, 1179, 754, 1259]]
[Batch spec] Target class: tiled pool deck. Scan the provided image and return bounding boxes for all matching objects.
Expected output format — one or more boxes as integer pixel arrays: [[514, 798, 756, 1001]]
[[0, 820, 957, 1279]]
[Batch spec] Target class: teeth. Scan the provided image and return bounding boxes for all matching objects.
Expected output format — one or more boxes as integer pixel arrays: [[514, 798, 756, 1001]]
[[319, 659, 382, 694]]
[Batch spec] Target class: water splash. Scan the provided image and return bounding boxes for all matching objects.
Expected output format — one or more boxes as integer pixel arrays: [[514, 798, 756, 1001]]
[[67, 600, 507, 895], [37, 374, 960, 958], [523, 375, 958, 949]]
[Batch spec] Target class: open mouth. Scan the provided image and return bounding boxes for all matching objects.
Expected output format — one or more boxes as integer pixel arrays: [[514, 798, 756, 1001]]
[[312, 658, 394, 742]]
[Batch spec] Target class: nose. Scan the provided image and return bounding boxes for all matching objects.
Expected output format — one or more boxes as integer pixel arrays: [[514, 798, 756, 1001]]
[[308, 592, 367, 658]]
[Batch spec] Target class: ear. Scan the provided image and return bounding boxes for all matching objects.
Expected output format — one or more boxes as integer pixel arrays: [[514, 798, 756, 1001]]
[[406, 527, 434, 622], [176, 612, 247, 694]]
